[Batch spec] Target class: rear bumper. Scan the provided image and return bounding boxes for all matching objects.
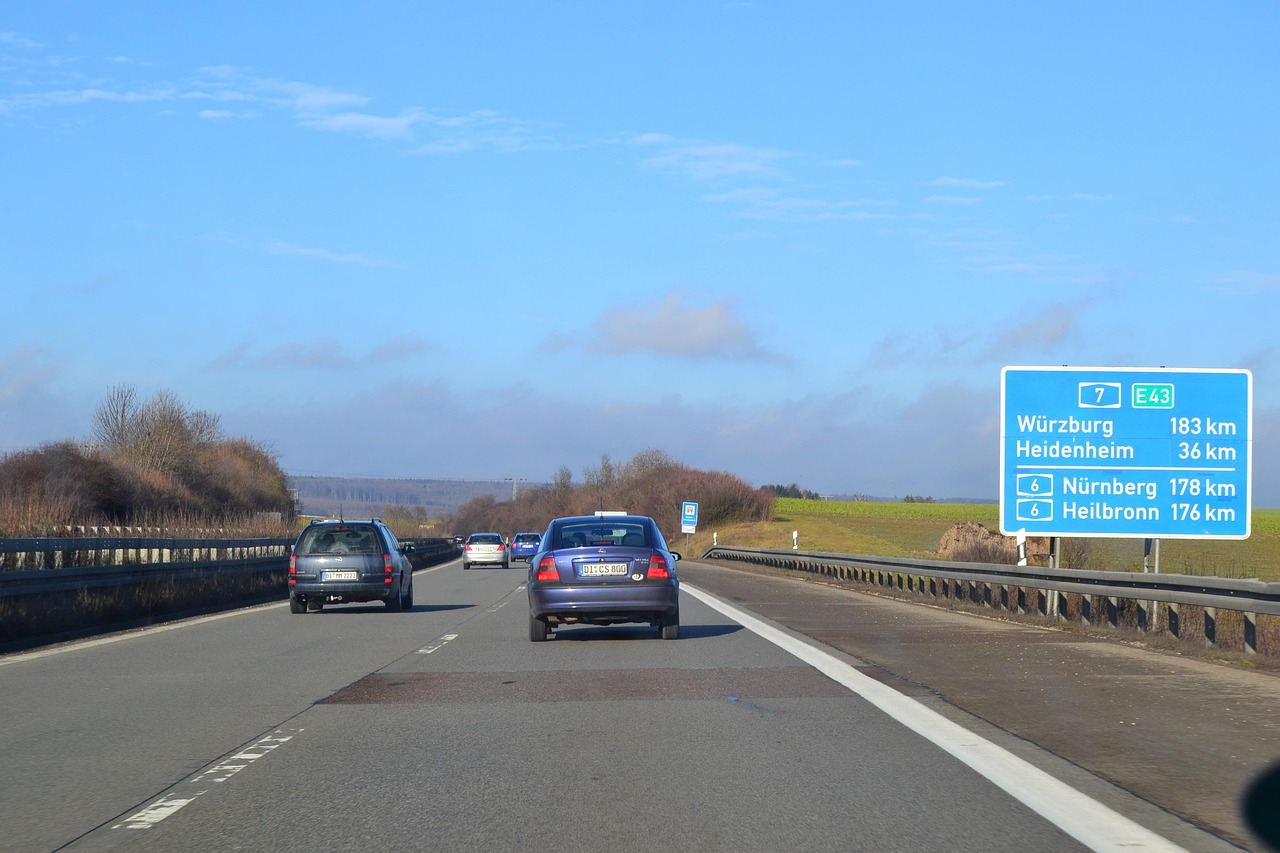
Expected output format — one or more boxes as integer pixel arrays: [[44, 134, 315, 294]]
[[291, 580, 396, 602], [464, 554, 508, 566], [528, 582, 679, 623]]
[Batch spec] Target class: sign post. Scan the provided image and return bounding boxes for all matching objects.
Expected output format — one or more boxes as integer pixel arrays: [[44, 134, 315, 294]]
[[680, 501, 699, 551], [1000, 367, 1252, 539]]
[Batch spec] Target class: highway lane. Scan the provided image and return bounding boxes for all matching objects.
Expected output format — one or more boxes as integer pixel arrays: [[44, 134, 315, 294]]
[[0, 558, 1231, 852]]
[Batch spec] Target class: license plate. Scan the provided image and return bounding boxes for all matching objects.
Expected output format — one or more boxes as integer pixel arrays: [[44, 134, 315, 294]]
[[323, 570, 359, 581], [579, 563, 628, 577]]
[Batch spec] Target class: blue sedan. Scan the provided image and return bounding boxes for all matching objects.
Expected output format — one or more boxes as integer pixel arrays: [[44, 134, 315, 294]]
[[509, 532, 542, 561], [524, 513, 681, 641]]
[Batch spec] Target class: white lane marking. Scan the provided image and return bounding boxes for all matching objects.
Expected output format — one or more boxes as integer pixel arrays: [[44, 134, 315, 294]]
[[417, 633, 459, 654], [113, 729, 301, 830], [0, 604, 285, 667], [681, 583, 1186, 853], [113, 796, 202, 829], [0, 562, 462, 666]]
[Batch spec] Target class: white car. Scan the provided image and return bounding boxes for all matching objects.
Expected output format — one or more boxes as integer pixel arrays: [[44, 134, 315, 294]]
[[462, 532, 508, 569]]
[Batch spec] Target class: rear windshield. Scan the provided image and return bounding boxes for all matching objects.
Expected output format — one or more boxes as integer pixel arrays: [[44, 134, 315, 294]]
[[469, 534, 503, 545], [514, 534, 541, 543], [297, 525, 381, 555], [553, 521, 649, 549]]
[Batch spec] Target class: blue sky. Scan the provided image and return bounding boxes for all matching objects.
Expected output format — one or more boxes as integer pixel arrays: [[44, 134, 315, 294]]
[[3, 2, 1278, 506]]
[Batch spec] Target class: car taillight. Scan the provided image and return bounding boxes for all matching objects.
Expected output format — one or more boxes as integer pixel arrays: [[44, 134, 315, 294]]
[[535, 555, 558, 582], [497, 543, 505, 551], [384, 554, 394, 584], [647, 553, 670, 579], [289, 554, 296, 585], [465, 543, 473, 551]]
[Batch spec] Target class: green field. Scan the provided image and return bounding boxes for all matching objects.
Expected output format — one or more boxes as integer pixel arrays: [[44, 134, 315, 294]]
[[688, 499, 1280, 582]]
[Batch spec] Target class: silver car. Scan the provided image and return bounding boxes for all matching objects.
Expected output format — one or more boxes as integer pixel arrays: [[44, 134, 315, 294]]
[[462, 532, 509, 569]]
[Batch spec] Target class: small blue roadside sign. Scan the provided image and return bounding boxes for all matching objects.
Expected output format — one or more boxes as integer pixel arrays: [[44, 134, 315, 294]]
[[1000, 366, 1252, 539], [681, 501, 699, 534]]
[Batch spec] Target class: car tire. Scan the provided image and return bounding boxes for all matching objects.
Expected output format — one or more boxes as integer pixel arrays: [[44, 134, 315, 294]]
[[403, 575, 414, 610], [386, 582, 403, 612], [660, 615, 680, 640], [289, 596, 305, 614], [529, 614, 550, 642], [306, 599, 324, 612]]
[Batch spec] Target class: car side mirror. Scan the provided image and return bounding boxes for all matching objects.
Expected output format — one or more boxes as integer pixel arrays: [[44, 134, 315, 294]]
[[403, 544, 416, 553], [669, 552, 682, 562]]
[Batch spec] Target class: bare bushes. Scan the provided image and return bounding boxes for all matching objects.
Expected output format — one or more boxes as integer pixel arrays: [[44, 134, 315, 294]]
[[447, 450, 773, 536], [0, 386, 296, 536]]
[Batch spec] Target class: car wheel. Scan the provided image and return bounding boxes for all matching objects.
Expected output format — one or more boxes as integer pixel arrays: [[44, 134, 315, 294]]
[[386, 583, 403, 612], [403, 576, 414, 610], [289, 596, 306, 614], [529, 613, 550, 642], [306, 599, 324, 612], [660, 615, 680, 640]]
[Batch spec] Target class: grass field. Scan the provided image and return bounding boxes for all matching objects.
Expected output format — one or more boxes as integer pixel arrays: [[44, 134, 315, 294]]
[[682, 499, 1280, 583]]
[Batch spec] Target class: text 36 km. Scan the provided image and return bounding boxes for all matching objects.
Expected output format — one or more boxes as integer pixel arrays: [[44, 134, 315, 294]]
[[1177, 442, 1237, 461]]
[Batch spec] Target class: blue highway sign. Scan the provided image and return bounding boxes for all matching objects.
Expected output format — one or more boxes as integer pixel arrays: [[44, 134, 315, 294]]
[[681, 501, 699, 534], [1000, 367, 1252, 539]]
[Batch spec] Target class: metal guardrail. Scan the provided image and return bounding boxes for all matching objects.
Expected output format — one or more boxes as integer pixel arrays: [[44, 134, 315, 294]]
[[0, 537, 459, 598], [0, 536, 463, 646], [0, 556, 289, 596], [702, 546, 1280, 655], [0, 536, 294, 569]]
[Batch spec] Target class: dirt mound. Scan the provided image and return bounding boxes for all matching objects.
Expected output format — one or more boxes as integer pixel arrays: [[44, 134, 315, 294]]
[[937, 521, 1049, 563]]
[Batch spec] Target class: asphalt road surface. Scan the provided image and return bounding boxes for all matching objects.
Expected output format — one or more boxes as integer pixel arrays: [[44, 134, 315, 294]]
[[0, 556, 1268, 852]]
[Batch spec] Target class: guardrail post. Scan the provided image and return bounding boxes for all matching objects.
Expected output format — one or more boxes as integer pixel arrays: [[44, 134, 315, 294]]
[[1168, 603, 1181, 640], [1107, 596, 1119, 629], [1204, 607, 1216, 648], [1244, 612, 1257, 655], [1081, 594, 1093, 626]]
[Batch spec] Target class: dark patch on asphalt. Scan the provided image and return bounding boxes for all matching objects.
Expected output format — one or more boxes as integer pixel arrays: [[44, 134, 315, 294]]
[[321, 667, 855, 704]]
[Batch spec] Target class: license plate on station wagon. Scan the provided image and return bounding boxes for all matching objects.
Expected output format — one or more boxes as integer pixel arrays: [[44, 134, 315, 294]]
[[578, 563, 628, 577], [322, 570, 359, 581]]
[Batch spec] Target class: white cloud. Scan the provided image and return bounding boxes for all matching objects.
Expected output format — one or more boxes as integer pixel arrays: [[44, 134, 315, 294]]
[[923, 195, 982, 206], [930, 176, 1007, 189], [641, 141, 790, 181], [207, 336, 433, 371], [300, 109, 424, 140], [706, 187, 900, 221], [550, 289, 784, 363], [0, 32, 42, 49], [262, 241, 397, 268]]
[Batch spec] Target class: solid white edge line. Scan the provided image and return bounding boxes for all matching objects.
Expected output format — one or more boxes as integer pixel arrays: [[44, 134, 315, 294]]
[[681, 582, 1187, 853]]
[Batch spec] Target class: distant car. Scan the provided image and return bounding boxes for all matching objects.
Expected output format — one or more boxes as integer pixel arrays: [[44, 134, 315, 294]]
[[463, 532, 508, 569], [288, 518, 415, 613], [509, 532, 542, 561], [525, 513, 681, 641]]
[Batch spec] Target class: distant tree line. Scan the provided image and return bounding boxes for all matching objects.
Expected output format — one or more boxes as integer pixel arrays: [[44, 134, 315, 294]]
[[0, 384, 296, 536], [761, 483, 823, 500], [903, 494, 936, 503], [448, 449, 773, 537]]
